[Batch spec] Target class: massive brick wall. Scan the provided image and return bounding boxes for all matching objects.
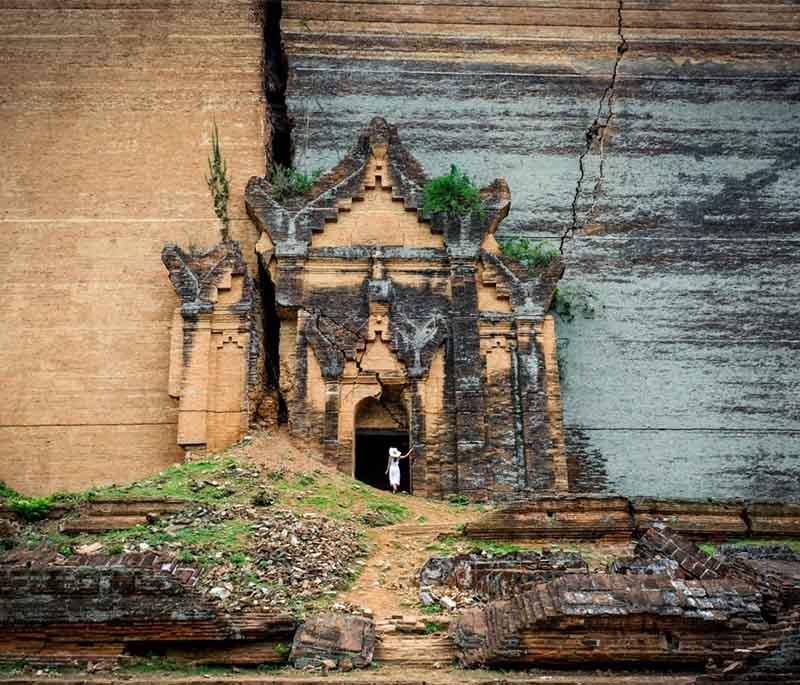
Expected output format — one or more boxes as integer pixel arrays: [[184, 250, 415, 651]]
[[283, 0, 800, 500], [0, 1, 265, 494]]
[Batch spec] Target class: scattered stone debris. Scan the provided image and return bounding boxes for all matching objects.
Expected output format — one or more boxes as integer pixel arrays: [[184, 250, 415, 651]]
[[608, 556, 683, 578], [417, 549, 588, 608], [290, 612, 375, 670], [182, 506, 366, 613]]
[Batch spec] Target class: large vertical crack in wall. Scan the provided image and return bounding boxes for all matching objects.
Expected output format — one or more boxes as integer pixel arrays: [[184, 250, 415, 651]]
[[560, 0, 628, 252], [260, 0, 293, 170]]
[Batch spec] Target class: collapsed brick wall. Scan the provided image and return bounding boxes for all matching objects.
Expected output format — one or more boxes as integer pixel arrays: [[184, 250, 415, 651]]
[[452, 573, 769, 668], [0, 549, 295, 665]]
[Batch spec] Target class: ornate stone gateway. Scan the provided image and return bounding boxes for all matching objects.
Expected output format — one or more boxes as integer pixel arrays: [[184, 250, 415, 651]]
[[165, 118, 565, 500]]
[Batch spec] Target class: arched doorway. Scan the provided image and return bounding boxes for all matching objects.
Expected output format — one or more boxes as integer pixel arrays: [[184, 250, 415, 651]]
[[354, 389, 410, 492]]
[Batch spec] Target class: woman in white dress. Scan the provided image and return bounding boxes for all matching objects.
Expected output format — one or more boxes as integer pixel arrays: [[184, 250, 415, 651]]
[[386, 446, 412, 493]]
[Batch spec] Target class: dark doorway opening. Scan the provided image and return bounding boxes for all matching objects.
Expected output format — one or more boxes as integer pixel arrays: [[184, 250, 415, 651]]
[[355, 429, 410, 493]]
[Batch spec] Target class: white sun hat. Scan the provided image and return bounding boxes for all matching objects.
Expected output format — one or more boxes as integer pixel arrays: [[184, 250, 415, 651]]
[[388, 447, 402, 457]]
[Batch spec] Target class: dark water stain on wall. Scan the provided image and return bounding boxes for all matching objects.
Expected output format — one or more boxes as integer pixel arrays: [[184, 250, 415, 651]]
[[284, 27, 800, 499]]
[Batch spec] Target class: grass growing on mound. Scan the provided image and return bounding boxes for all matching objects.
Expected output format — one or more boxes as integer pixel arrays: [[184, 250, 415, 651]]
[[274, 472, 410, 525], [99, 519, 251, 566], [425, 534, 539, 557], [96, 456, 260, 504]]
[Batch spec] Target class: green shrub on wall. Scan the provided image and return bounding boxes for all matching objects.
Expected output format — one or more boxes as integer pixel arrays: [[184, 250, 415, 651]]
[[269, 164, 322, 202], [422, 165, 484, 218], [499, 237, 559, 270]]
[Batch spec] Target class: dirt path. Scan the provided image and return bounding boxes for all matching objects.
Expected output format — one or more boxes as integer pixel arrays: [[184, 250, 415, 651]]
[[230, 428, 481, 619]]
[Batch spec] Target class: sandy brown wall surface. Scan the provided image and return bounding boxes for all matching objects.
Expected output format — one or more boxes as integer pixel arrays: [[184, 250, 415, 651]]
[[0, 0, 265, 495], [284, 0, 800, 500]]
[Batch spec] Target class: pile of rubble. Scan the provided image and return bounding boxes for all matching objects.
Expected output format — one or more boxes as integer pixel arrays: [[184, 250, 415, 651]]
[[417, 548, 588, 609], [421, 525, 800, 676], [126, 504, 368, 613], [194, 507, 367, 612]]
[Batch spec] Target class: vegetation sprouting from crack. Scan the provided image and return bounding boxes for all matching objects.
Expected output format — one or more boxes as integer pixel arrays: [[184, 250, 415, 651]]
[[206, 123, 230, 242], [560, 0, 628, 252]]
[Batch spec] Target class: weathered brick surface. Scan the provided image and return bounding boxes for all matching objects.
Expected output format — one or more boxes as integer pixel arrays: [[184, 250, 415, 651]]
[[635, 525, 729, 580], [245, 118, 563, 500], [291, 612, 376, 669], [466, 498, 800, 543], [0, 1, 265, 495], [452, 573, 768, 668], [162, 241, 262, 451], [633, 526, 800, 624], [633, 498, 747, 541], [464, 495, 634, 542], [695, 612, 800, 684], [0, 549, 295, 665]]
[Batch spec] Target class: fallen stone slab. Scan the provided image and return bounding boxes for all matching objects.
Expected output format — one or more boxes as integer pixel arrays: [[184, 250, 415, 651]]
[[635, 525, 728, 580], [451, 573, 768, 668], [290, 612, 375, 669]]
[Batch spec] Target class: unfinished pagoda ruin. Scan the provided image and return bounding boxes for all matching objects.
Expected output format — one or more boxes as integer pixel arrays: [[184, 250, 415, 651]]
[[163, 118, 565, 500]]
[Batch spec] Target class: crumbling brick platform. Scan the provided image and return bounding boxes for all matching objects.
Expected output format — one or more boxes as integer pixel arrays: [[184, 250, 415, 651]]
[[418, 549, 588, 600], [463, 495, 634, 543], [464, 496, 800, 544], [0, 549, 295, 666], [451, 573, 768, 668]]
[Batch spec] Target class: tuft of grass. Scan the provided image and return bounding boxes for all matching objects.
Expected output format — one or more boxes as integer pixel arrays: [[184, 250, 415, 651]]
[[0, 481, 18, 502], [500, 237, 559, 270], [702, 538, 800, 555], [424, 620, 445, 634], [420, 602, 443, 615], [422, 165, 484, 218], [426, 534, 536, 557], [95, 456, 257, 504], [8, 496, 53, 522], [269, 164, 322, 202]]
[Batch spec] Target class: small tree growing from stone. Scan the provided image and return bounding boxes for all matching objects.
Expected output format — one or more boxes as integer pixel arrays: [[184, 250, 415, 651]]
[[206, 122, 230, 242]]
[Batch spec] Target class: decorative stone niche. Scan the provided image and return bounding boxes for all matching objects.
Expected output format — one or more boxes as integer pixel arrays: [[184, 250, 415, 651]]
[[243, 117, 566, 500], [162, 241, 262, 454]]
